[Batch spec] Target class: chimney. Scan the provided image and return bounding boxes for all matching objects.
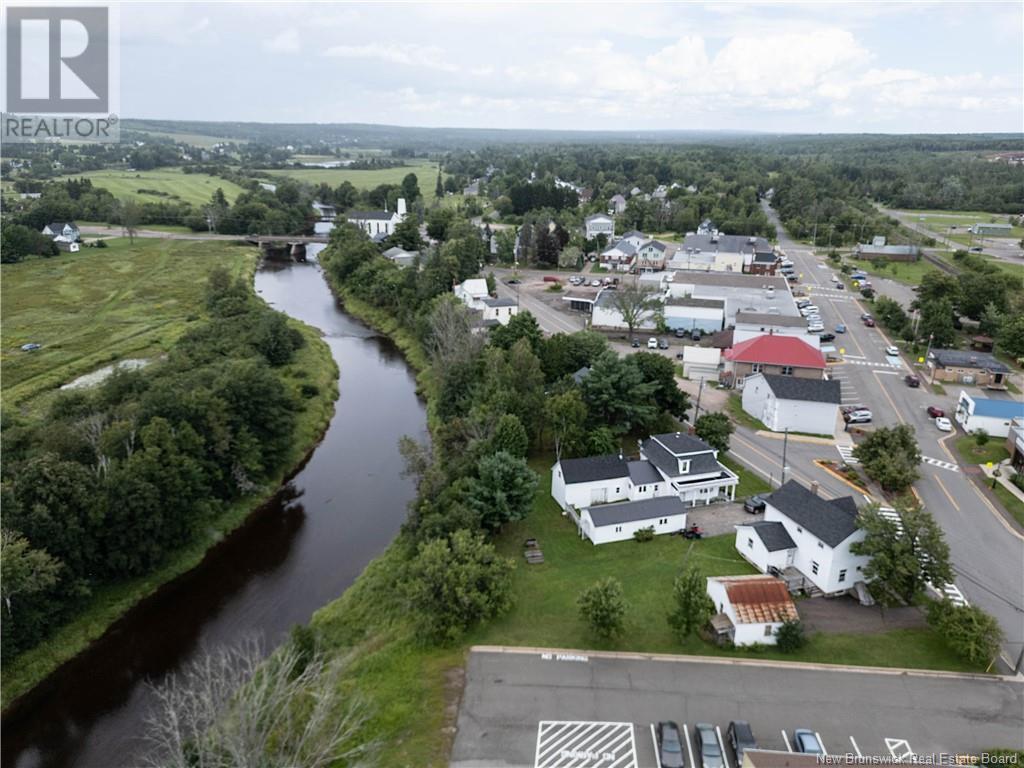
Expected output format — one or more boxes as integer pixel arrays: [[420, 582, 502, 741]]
[[810, 481, 820, 496], [397, 198, 407, 218]]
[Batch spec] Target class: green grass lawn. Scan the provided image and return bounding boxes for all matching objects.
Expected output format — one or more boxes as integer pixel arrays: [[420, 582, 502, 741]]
[[953, 435, 1010, 466], [1, 238, 255, 408], [55, 167, 245, 206], [721, 454, 773, 498], [471, 458, 974, 671], [263, 161, 441, 203], [896, 209, 1024, 237], [726, 393, 769, 431], [131, 128, 241, 148], [847, 257, 938, 286], [992, 482, 1024, 528]]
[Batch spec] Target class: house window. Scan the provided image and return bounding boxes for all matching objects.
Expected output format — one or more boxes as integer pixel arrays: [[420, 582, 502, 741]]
[[659, 518, 668, 525], [781, 366, 794, 375], [615, 526, 622, 533], [838, 569, 847, 583], [764, 625, 773, 636], [751, 363, 763, 373], [817, 541, 824, 549], [654, 485, 659, 492], [811, 561, 820, 575], [747, 537, 754, 549], [796, 526, 803, 533]]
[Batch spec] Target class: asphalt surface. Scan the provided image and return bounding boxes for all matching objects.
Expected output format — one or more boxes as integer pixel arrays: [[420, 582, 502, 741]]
[[451, 648, 1024, 768], [878, 207, 1024, 264]]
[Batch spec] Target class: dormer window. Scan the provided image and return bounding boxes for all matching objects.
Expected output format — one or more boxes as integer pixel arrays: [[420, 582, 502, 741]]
[[677, 459, 691, 474]]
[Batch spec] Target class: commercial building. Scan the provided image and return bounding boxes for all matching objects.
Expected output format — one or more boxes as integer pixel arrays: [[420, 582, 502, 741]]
[[928, 349, 1010, 390], [954, 391, 1024, 439]]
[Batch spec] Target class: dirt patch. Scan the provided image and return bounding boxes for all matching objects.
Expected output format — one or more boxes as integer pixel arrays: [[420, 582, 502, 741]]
[[799, 595, 926, 635], [440, 663, 467, 749]]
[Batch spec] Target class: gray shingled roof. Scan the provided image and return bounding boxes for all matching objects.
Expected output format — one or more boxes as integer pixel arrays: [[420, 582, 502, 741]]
[[482, 297, 517, 308], [682, 233, 773, 255], [665, 297, 725, 308], [559, 454, 628, 484], [930, 349, 1010, 373], [627, 460, 662, 485], [765, 480, 860, 547], [571, 366, 591, 384], [758, 374, 841, 404], [651, 432, 713, 455], [347, 210, 397, 221], [641, 436, 723, 479], [585, 496, 687, 527], [742, 520, 796, 552]]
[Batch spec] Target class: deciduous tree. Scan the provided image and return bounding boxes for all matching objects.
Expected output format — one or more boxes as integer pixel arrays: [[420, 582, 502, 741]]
[[694, 412, 733, 453], [578, 577, 627, 640], [667, 564, 714, 640], [852, 424, 921, 492]]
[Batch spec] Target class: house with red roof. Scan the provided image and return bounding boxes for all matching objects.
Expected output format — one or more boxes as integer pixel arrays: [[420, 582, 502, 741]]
[[723, 334, 826, 389]]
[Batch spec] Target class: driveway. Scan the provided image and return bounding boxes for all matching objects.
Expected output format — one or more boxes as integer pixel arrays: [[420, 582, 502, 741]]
[[798, 596, 927, 635]]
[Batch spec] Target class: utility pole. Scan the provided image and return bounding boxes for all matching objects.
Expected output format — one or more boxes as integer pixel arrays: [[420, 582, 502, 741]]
[[694, 377, 706, 423], [780, 428, 790, 488], [924, 333, 935, 383]]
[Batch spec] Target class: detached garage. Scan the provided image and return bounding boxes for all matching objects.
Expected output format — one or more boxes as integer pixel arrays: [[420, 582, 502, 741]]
[[579, 496, 688, 545]]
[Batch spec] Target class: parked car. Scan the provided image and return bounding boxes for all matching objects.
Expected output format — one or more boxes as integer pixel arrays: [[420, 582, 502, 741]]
[[507, 278, 521, 285], [904, 375, 921, 387], [863, 317, 876, 327], [658, 338, 669, 350], [819, 333, 836, 343], [656, 721, 686, 768], [20, 342, 41, 352], [743, 495, 767, 514], [796, 299, 811, 308], [675, 328, 688, 338], [691, 329, 703, 342], [799, 305, 819, 317], [835, 324, 847, 333], [727, 721, 757, 762], [793, 729, 824, 755], [861, 288, 875, 299], [786, 274, 799, 282], [841, 404, 868, 415], [543, 275, 560, 283], [835, 283, 845, 290], [648, 337, 659, 349], [927, 406, 945, 418], [844, 409, 873, 424], [590, 279, 602, 287], [807, 323, 825, 334], [935, 416, 953, 432], [885, 345, 900, 357], [694, 723, 724, 768], [860, 312, 872, 321], [631, 338, 641, 348]]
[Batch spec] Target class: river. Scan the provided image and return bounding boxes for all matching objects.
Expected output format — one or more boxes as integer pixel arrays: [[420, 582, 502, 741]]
[[3, 248, 428, 768]]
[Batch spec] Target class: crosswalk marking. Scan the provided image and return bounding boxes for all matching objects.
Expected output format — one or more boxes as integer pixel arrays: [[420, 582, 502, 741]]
[[878, 507, 968, 609], [837, 445, 859, 465], [922, 456, 959, 472], [842, 358, 902, 368]]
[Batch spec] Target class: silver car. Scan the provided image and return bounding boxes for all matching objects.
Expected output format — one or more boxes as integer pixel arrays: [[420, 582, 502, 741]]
[[694, 723, 723, 768]]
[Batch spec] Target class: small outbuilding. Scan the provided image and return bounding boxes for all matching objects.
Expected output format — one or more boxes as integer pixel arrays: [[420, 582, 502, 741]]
[[579, 496, 688, 545], [706, 574, 799, 646]]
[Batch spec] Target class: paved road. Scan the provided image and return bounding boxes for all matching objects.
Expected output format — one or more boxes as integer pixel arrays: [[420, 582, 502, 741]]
[[492, 268, 586, 335], [763, 202, 1024, 668], [452, 648, 1024, 768]]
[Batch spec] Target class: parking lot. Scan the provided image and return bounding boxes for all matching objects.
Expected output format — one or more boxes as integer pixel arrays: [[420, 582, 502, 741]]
[[451, 648, 1024, 768]]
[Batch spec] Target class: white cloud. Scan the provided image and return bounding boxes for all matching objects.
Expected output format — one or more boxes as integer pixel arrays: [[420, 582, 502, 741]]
[[323, 43, 456, 73], [263, 28, 300, 54]]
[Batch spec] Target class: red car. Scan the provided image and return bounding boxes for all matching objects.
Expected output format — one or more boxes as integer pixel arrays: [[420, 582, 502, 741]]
[[927, 406, 945, 418], [863, 317, 876, 327]]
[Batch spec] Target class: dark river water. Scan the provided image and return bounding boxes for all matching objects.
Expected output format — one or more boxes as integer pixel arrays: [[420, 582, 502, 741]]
[[3, 250, 427, 768]]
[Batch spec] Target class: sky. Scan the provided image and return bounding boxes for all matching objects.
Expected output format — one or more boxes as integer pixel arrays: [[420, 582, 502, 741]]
[[112, 1, 1023, 133]]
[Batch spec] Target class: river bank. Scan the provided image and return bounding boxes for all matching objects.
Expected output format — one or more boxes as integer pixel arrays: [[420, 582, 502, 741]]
[[2, 319, 339, 712]]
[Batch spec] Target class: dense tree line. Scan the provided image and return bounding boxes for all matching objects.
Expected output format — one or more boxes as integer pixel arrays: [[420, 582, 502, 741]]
[[1, 269, 312, 658], [319, 217, 691, 642]]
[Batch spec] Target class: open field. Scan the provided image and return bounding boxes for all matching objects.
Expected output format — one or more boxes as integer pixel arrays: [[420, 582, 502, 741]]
[[263, 161, 441, 201], [1, 238, 256, 408], [847, 256, 938, 285], [54, 168, 246, 206], [131, 129, 240, 148]]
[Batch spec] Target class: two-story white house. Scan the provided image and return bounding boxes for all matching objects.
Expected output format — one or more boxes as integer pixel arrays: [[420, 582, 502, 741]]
[[480, 297, 518, 326], [734, 480, 869, 596], [551, 432, 738, 531], [706, 574, 799, 647], [740, 373, 841, 436], [42, 221, 80, 240], [584, 214, 615, 241], [453, 278, 490, 310]]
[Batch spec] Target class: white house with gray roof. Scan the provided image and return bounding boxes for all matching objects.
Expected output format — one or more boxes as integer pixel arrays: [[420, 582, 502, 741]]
[[579, 497, 689, 545], [480, 296, 518, 326], [741, 373, 841, 436], [584, 213, 615, 240], [734, 480, 869, 596], [347, 198, 407, 238], [551, 433, 738, 544]]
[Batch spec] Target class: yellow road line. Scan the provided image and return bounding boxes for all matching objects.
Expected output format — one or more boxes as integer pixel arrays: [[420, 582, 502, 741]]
[[934, 474, 960, 512], [872, 371, 906, 425], [731, 433, 834, 498], [969, 482, 1024, 542], [828, 297, 866, 357]]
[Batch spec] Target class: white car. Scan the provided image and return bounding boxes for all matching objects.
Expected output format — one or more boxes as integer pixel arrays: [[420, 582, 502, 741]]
[[935, 417, 953, 432], [800, 305, 819, 317], [845, 409, 873, 424], [647, 337, 658, 349], [807, 324, 825, 334], [885, 345, 900, 357]]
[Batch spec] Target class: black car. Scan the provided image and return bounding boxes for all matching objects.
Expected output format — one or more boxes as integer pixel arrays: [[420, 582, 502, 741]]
[[743, 495, 767, 514], [658, 338, 670, 350], [904, 374, 921, 388], [632, 338, 641, 348], [819, 333, 836, 343], [691, 329, 703, 342], [860, 287, 875, 299], [657, 721, 686, 768], [727, 721, 757, 762], [694, 723, 724, 768]]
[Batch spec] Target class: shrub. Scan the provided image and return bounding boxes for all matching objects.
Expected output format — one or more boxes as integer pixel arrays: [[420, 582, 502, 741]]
[[633, 526, 655, 543], [775, 619, 806, 653], [973, 428, 990, 448], [926, 599, 1003, 667], [300, 383, 320, 399]]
